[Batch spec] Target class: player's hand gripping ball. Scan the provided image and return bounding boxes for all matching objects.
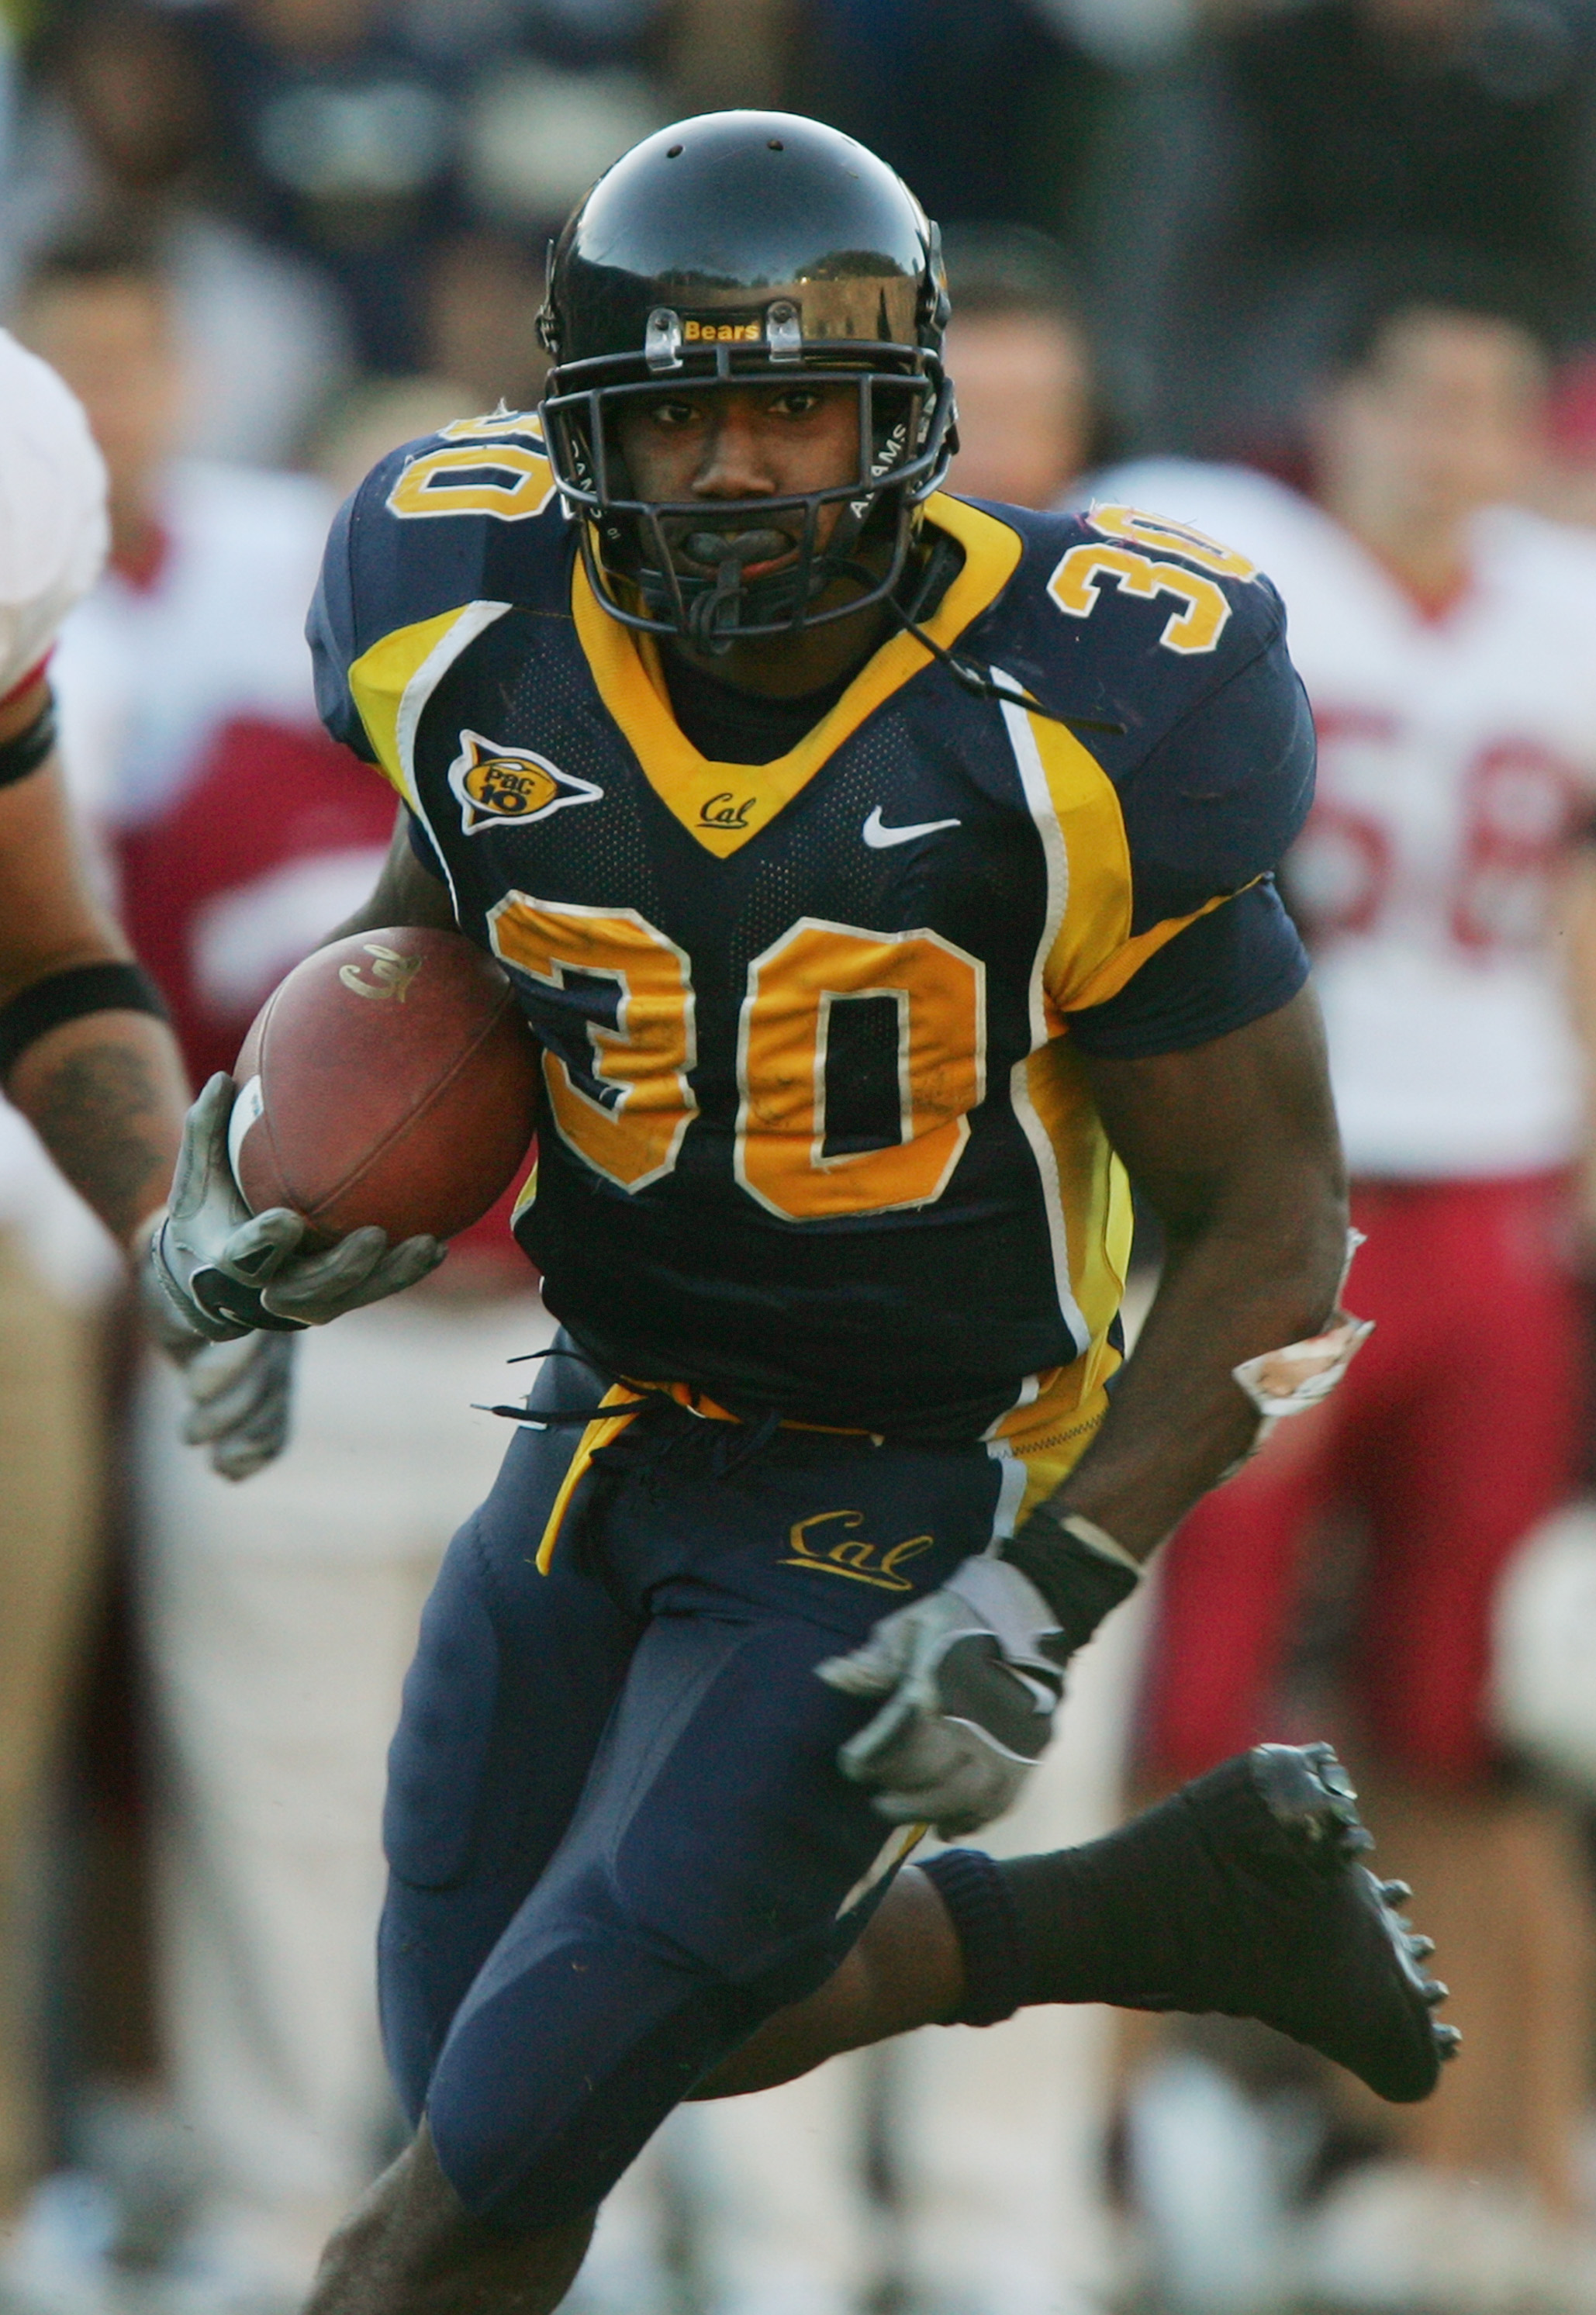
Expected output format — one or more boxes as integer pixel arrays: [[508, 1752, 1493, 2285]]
[[150, 927, 538, 1340]]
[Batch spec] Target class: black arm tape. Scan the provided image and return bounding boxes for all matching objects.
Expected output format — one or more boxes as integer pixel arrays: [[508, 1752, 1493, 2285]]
[[0, 960, 169, 1082], [0, 693, 57, 788], [1002, 1503, 1141, 1659]]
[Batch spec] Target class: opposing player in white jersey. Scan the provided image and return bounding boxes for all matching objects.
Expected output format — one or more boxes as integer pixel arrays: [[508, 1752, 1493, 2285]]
[[1104, 282, 1596, 2302], [0, 320, 295, 2271]]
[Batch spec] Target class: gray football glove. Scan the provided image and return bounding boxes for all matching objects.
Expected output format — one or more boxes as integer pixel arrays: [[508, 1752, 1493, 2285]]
[[138, 1217, 299, 1483], [179, 1331, 298, 1482], [816, 1555, 1067, 1838], [148, 1073, 445, 1342]]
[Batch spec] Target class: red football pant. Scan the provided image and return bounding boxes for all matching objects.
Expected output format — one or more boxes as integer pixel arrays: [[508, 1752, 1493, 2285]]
[[1138, 1174, 1583, 1788]]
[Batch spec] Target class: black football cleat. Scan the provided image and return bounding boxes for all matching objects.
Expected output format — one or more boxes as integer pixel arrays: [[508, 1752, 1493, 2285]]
[[982, 1740, 1458, 2100], [1144, 1742, 1458, 2103]]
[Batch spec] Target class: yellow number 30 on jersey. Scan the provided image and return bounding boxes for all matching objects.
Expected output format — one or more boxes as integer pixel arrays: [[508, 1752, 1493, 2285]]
[[489, 895, 985, 1222], [1048, 504, 1259, 656]]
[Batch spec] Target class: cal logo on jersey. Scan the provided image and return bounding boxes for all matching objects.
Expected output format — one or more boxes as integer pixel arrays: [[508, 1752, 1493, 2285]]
[[448, 731, 603, 834]]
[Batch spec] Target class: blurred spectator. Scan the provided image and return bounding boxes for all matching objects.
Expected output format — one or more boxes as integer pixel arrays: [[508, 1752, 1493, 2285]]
[[176, 0, 672, 376], [3, 2, 354, 464], [938, 222, 1111, 507], [1537, 344, 1596, 527], [1100, 0, 1596, 454], [663, 0, 791, 112], [176, 0, 472, 374], [460, 59, 664, 241], [423, 231, 547, 414], [18, 233, 551, 2312], [1104, 271, 1596, 2310], [797, 0, 1121, 251]]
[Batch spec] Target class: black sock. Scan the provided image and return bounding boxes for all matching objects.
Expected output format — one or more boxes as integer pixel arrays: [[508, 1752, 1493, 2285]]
[[994, 1778, 1259, 2011], [917, 1847, 1026, 2025], [918, 1785, 1235, 2028]]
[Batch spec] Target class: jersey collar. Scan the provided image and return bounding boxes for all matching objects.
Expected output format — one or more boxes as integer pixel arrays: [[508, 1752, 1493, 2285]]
[[571, 493, 1024, 858]]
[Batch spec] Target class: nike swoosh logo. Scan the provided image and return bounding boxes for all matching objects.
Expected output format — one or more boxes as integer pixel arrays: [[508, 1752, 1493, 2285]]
[[862, 806, 962, 849]]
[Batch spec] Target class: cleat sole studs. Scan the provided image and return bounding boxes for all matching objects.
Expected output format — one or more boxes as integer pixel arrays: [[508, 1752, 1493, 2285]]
[[1380, 1879, 1413, 1903]]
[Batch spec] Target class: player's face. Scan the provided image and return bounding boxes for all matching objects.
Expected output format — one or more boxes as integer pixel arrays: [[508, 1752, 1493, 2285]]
[[1314, 309, 1547, 532], [613, 380, 862, 581], [945, 311, 1090, 510], [18, 277, 182, 519]]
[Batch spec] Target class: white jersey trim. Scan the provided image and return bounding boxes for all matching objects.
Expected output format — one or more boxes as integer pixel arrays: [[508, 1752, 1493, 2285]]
[[998, 678, 1090, 1356]]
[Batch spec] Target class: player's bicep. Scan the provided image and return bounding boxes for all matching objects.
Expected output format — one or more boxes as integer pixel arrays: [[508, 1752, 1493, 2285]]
[[1067, 880, 1308, 1059], [323, 807, 457, 945], [1080, 983, 1345, 1243]]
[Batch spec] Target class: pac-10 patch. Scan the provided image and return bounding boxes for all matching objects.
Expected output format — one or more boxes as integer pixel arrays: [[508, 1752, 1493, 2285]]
[[447, 730, 603, 834]]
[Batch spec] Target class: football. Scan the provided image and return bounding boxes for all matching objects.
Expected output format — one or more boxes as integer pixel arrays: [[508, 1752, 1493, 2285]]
[[229, 925, 540, 1246]]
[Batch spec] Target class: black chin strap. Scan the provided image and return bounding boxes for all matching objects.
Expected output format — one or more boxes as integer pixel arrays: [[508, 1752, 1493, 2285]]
[[670, 531, 1130, 741], [681, 526, 817, 655], [857, 548, 1128, 740], [686, 552, 748, 656]]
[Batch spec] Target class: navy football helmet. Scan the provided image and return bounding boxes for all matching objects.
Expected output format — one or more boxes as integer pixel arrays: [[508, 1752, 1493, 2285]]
[[538, 109, 955, 650]]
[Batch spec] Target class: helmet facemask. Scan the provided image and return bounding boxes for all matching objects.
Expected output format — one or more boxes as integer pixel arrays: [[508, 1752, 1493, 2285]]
[[541, 342, 956, 653]]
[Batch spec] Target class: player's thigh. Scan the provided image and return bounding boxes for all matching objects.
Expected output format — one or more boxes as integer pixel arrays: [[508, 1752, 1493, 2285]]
[[1356, 1174, 1581, 1780], [423, 1598, 908, 2229], [378, 1420, 641, 2121]]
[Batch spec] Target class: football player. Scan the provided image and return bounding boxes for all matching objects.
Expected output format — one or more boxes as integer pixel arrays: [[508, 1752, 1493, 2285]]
[[0, 316, 296, 2253], [148, 115, 1456, 2315], [0, 320, 296, 1470], [1102, 277, 1596, 2297], [0, 323, 182, 1258]]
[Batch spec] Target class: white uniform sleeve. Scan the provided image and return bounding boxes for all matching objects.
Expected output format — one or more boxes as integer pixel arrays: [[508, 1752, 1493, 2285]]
[[0, 329, 108, 700]]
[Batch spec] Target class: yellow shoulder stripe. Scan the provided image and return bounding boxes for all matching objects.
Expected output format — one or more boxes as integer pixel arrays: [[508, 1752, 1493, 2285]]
[[347, 601, 510, 811], [1059, 890, 1235, 1017], [1014, 699, 1245, 1021], [1014, 707, 1136, 1018]]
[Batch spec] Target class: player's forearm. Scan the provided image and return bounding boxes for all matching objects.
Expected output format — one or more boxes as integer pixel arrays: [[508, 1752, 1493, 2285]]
[[1039, 1170, 1347, 1560], [1036, 987, 1350, 1563], [5, 1007, 188, 1251], [0, 741, 189, 1249]]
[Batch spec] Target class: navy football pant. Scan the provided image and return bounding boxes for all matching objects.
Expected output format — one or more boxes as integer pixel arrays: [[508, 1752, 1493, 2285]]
[[378, 1342, 1014, 2227]]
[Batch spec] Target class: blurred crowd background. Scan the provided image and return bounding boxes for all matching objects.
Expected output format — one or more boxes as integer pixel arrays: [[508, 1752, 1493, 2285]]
[[9, 2, 1596, 2313]]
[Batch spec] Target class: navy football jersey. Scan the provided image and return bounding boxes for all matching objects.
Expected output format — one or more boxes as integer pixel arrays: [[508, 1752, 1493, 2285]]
[[309, 414, 1314, 1439]]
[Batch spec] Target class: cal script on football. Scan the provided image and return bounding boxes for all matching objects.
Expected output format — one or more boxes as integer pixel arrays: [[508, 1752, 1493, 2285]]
[[230, 925, 539, 1244]]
